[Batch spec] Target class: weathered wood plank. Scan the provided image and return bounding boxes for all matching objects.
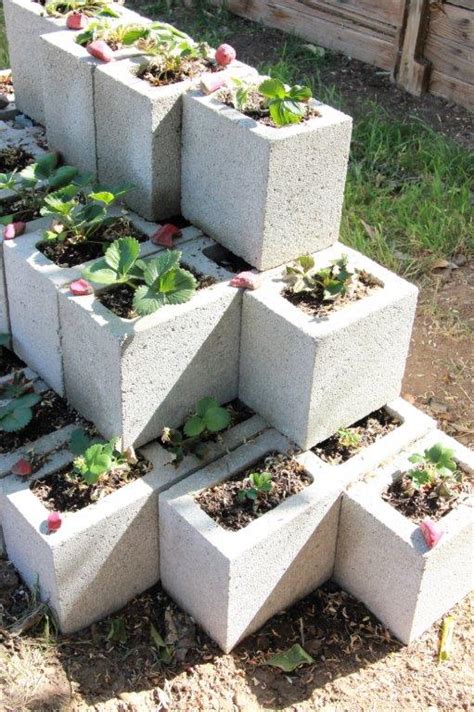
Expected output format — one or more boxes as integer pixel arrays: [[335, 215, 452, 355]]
[[429, 68, 474, 108], [429, 3, 474, 46], [445, 0, 474, 12], [297, 0, 403, 31], [224, 0, 397, 68], [396, 0, 431, 94], [424, 33, 474, 83]]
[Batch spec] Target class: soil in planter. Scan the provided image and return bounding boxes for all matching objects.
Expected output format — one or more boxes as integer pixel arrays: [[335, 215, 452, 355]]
[[217, 87, 320, 129], [161, 398, 254, 456], [31, 454, 153, 512], [0, 145, 34, 173], [136, 56, 221, 87], [312, 408, 400, 465], [283, 269, 383, 318], [0, 193, 42, 222], [36, 217, 146, 268], [0, 387, 84, 454], [195, 451, 312, 531], [382, 466, 472, 524], [98, 263, 217, 319], [0, 347, 25, 378], [203, 243, 252, 274]]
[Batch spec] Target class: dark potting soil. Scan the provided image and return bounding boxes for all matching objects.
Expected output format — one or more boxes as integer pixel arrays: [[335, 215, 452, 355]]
[[284, 269, 383, 318], [166, 214, 191, 229], [36, 217, 145, 268], [161, 398, 254, 456], [382, 467, 472, 524], [0, 347, 25, 378], [98, 264, 215, 319], [136, 56, 220, 87], [0, 145, 34, 173], [195, 452, 312, 531], [0, 388, 83, 454], [312, 408, 400, 465], [202, 243, 252, 274], [31, 455, 153, 513], [0, 194, 42, 222], [217, 87, 320, 128]]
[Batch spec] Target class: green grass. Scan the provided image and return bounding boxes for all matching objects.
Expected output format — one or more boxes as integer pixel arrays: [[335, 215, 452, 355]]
[[0, 7, 9, 68], [1, 0, 472, 276]]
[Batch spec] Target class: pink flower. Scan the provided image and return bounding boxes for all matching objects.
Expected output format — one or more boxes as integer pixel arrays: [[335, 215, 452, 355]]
[[3, 221, 26, 240], [87, 40, 114, 63], [70, 278, 93, 296], [11, 458, 32, 477], [200, 73, 228, 95], [151, 224, 182, 247], [419, 518, 444, 548], [215, 44, 236, 67], [66, 11, 87, 30], [230, 271, 260, 290], [47, 512, 62, 533]]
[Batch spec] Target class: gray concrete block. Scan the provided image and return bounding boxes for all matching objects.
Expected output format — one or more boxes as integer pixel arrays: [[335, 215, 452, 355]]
[[0, 235, 10, 334], [60, 235, 242, 448], [303, 398, 437, 490], [95, 57, 256, 221], [0, 433, 191, 633], [160, 428, 341, 652], [3, 210, 162, 395], [181, 91, 352, 270], [3, 0, 64, 123], [40, 12, 146, 175], [239, 243, 418, 450], [334, 429, 474, 644]]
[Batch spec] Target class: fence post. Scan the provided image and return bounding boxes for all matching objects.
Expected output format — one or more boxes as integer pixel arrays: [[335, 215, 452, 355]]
[[395, 0, 432, 95]]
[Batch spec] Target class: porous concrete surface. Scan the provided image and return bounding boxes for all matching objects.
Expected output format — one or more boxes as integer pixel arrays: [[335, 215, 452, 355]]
[[0, 235, 9, 334], [0, 116, 47, 160], [141, 413, 269, 487], [181, 91, 352, 270], [304, 398, 437, 490], [40, 12, 146, 175], [0, 433, 189, 633], [160, 428, 343, 653], [239, 243, 418, 450], [3, 210, 161, 395], [60, 236, 242, 448], [334, 429, 474, 644], [3, 0, 64, 123], [95, 58, 256, 221]]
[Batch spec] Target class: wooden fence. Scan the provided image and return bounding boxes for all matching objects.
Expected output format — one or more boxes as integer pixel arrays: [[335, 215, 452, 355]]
[[220, 0, 474, 111]]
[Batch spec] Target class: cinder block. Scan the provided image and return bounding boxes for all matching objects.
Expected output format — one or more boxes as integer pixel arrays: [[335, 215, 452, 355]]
[[3, 211, 168, 395], [181, 91, 352, 270], [1, 438, 173, 633], [95, 57, 256, 220], [304, 398, 437, 489], [59, 236, 243, 448], [3, 0, 143, 125], [40, 13, 147, 174], [334, 429, 474, 644], [160, 428, 341, 652], [239, 243, 418, 450], [3, 0, 64, 123]]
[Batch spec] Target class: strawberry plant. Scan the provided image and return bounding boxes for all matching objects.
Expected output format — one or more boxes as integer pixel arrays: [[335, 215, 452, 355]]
[[237, 471, 273, 503], [40, 184, 128, 244], [284, 254, 353, 301], [44, 0, 120, 18], [161, 396, 231, 463], [0, 153, 81, 225], [69, 428, 126, 485], [224, 76, 313, 127], [405, 443, 460, 497], [82, 238, 197, 316], [75, 19, 149, 49], [0, 374, 40, 432]]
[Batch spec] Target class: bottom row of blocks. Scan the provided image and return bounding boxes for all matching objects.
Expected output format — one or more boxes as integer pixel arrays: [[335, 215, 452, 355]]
[[0, 400, 472, 652]]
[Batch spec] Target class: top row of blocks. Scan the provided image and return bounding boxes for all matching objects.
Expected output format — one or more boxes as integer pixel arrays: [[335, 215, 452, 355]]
[[4, 0, 353, 270]]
